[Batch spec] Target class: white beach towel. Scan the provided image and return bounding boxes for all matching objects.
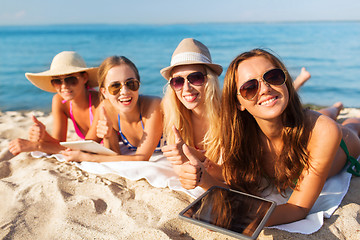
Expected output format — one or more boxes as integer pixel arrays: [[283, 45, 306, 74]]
[[30, 149, 353, 234]]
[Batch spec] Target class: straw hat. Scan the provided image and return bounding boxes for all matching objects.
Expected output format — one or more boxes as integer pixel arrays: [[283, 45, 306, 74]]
[[25, 51, 98, 93], [160, 38, 223, 80]]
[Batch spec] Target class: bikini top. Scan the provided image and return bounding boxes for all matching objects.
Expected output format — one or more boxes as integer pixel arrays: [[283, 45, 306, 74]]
[[69, 91, 94, 139], [118, 114, 163, 152]]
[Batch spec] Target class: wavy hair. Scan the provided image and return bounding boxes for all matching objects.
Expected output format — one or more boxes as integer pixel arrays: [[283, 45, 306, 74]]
[[217, 49, 310, 195], [97, 56, 140, 101], [162, 66, 221, 149]]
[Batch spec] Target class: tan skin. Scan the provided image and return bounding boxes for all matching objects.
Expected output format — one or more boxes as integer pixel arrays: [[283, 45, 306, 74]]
[[8, 72, 100, 155], [62, 64, 163, 162], [178, 56, 360, 226], [161, 64, 223, 175]]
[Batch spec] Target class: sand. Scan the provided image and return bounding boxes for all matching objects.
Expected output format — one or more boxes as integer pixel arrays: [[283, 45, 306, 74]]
[[0, 109, 359, 240]]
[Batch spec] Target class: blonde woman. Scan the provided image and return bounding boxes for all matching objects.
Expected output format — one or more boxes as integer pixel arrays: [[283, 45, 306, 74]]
[[62, 56, 163, 162], [160, 38, 223, 175]]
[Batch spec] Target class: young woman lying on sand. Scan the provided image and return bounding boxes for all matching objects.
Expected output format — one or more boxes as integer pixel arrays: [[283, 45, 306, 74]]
[[177, 49, 360, 226], [62, 56, 163, 162], [160, 38, 223, 175], [9, 51, 100, 155]]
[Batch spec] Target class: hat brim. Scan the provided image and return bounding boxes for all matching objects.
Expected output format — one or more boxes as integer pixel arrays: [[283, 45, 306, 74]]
[[25, 67, 98, 93], [160, 62, 223, 80]]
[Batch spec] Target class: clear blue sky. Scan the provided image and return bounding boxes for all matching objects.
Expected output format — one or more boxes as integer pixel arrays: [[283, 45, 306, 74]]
[[1, 0, 360, 26]]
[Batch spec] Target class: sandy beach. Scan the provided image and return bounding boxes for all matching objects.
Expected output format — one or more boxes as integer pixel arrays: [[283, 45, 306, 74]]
[[0, 109, 359, 240]]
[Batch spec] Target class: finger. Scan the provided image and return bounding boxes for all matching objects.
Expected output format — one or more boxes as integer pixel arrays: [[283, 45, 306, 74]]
[[182, 144, 202, 167], [100, 106, 108, 121], [32, 115, 41, 124], [161, 144, 177, 153], [172, 125, 184, 144]]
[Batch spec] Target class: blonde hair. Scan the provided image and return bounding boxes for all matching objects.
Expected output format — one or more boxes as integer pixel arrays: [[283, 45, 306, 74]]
[[162, 66, 221, 149]]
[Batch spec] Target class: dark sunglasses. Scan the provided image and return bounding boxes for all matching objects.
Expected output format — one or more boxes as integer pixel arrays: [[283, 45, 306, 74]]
[[107, 79, 140, 95], [51, 76, 79, 87], [169, 72, 206, 91], [237, 68, 286, 100]]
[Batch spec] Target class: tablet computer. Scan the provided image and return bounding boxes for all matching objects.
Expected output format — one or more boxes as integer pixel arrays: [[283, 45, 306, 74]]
[[179, 186, 276, 240], [60, 140, 117, 155]]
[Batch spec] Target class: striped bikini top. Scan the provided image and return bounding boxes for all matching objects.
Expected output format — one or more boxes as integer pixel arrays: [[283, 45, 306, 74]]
[[118, 114, 163, 152]]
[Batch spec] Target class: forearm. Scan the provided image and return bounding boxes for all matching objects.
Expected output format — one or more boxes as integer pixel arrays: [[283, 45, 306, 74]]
[[199, 170, 228, 191], [77, 152, 150, 162], [35, 141, 65, 154], [265, 203, 309, 226]]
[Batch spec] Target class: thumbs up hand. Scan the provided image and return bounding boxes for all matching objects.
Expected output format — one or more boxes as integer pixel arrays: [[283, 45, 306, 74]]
[[28, 115, 46, 142], [161, 126, 186, 166], [179, 144, 205, 190], [96, 106, 113, 139]]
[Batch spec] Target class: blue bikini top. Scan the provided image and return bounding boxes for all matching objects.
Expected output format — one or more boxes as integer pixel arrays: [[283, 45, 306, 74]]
[[118, 114, 163, 152]]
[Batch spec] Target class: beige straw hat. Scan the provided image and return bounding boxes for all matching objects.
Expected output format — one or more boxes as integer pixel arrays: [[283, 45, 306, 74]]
[[25, 51, 98, 93], [160, 38, 223, 80]]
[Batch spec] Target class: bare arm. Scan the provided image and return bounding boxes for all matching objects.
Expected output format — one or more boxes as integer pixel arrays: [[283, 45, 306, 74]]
[[266, 113, 342, 226]]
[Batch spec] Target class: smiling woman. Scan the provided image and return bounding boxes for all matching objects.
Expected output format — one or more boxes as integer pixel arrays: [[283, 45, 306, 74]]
[[8, 51, 100, 155], [61, 56, 164, 162]]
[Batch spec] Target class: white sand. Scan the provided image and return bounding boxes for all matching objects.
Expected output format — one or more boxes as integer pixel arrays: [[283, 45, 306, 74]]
[[0, 109, 359, 240]]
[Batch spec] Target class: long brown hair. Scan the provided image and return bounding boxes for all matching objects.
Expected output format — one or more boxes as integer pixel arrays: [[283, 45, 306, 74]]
[[219, 49, 310, 195]]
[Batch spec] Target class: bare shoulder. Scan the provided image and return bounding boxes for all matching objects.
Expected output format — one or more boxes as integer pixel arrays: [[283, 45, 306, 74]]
[[52, 94, 67, 112], [90, 91, 100, 107], [139, 95, 162, 117]]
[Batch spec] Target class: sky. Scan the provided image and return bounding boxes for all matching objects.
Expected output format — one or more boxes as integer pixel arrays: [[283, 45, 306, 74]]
[[1, 0, 360, 26]]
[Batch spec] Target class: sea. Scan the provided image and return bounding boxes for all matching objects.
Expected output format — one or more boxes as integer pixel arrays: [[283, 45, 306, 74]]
[[1, 21, 360, 111]]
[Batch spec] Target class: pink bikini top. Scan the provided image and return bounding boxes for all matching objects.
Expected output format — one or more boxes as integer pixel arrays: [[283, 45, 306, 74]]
[[68, 92, 94, 139]]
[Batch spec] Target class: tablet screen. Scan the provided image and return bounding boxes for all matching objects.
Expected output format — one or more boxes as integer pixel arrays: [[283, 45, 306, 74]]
[[179, 186, 275, 239]]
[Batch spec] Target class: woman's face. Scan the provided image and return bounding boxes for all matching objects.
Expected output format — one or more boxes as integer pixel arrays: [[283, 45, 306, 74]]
[[51, 72, 88, 102], [171, 64, 207, 113], [101, 64, 139, 113], [235, 56, 289, 121]]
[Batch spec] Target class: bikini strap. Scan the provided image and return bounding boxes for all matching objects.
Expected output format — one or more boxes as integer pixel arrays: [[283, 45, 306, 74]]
[[340, 139, 360, 177]]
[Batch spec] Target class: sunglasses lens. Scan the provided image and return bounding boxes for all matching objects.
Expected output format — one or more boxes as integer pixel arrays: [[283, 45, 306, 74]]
[[240, 79, 259, 100], [187, 72, 205, 86], [108, 82, 121, 95], [125, 79, 140, 91], [263, 69, 285, 85], [170, 77, 185, 91], [64, 76, 79, 86], [51, 79, 62, 86]]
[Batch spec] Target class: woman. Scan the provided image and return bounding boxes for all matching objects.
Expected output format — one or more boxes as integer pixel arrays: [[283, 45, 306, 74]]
[[160, 38, 223, 174], [9, 51, 100, 155], [179, 49, 360, 226], [62, 56, 163, 162]]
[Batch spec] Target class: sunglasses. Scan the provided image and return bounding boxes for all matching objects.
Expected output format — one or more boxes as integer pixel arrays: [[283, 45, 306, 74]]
[[237, 68, 286, 100], [51, 76, 79, 87], [107, 79, 140, 95], [169, 72, 206, 91]]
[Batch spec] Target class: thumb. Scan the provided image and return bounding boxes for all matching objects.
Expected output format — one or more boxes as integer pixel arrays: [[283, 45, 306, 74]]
[[100, 106, 108, 121], [32, 115, 40, 124], [182, 144, 201, 167], [172, 125, 184, 144]]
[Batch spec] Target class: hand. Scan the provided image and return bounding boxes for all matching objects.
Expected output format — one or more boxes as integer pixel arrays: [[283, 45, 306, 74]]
[[96, 106, 113, 139], [61, 148, 87, 162], [161, 126, 187, 166], [28, 115, 46, 142], [8, 138, 37, 155], [179, 144, 205, 190]]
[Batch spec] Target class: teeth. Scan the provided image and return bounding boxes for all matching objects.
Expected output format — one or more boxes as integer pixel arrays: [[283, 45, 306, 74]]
[[120, 97, 132, 102], [183, 95, 197, 102], [260, 97, 276, 105]]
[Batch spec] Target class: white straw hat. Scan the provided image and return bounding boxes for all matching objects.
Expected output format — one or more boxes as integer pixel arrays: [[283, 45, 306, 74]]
[[25, 51, 98, 93], [160, 38, 223, 80]]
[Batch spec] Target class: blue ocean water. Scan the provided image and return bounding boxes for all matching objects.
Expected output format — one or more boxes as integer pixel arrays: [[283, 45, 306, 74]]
[[0, 22, 360, 111]]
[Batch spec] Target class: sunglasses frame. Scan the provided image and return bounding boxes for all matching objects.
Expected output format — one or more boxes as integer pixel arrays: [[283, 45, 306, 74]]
[[169, 71, 207, 91], [51, 75, 80, 87], [237, 68, 286, 100], [107, 78, 140, 95]]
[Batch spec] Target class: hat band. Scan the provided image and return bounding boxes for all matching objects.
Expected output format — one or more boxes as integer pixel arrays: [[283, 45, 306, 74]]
[[171, 52, 211, 66]]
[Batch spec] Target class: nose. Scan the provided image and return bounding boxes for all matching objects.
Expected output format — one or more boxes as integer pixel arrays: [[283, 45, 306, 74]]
[[258, 78, 272, 95], [119, 84, 130, 95], [182, 79, 193, 92]]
